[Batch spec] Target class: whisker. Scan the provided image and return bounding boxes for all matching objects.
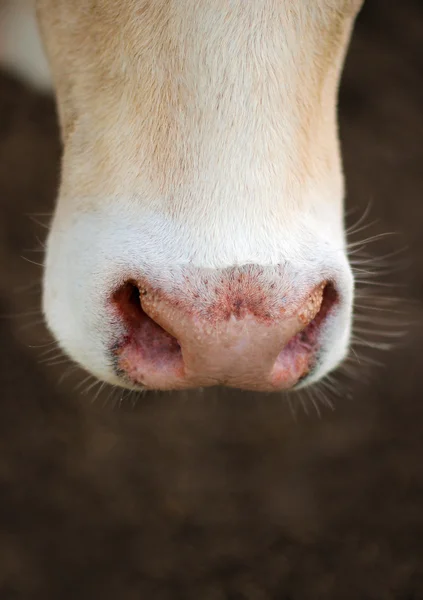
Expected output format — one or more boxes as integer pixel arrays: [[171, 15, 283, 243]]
[[58, 365, 79, 385], [44, 357, 73, 367], [20, 255, 44, 268], [349, 246, 408, 266], [345, 199, 374, 233], [91, 381, 107, 404], [314, 384, 335, 410], [27, 340, 56, 349], [347, 218, 380, 237], [299, 393, 310, 416], [319, 379, 340, 403], [38, 345, 63, 358], [353, 280, 406, 288], [82, 378, 104, 396], [286, 394, 299, 421], [74, 374, 96, 392], [18, 318, 46, 332], [105, 386, 121, 409], [24, 248, 46, 254], [27, 215, 51, 230], [39, 352, 69, 365], [347, 231, 399, 250], [306, 388, 322, 418], [352, 327, 408, 338], [351, 336, 394, 351]]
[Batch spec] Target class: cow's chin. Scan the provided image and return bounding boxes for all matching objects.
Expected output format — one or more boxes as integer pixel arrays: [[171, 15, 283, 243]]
[[42, 199, 354, 394]]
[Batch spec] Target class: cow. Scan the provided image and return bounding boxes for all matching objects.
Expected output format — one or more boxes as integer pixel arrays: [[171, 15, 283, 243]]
[[1, 0, 364, 393]]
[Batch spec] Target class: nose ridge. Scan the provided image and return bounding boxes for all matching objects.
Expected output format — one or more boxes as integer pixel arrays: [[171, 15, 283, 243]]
[[144, 299, 304, 389], [112, 275, 331, 391]]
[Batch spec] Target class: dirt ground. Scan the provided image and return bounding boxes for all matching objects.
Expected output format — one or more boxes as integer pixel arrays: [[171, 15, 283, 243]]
[[0, 2, 422, 598]]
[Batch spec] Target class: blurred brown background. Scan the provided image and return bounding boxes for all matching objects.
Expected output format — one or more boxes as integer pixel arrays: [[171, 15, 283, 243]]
[[0, 1, 422, 598]]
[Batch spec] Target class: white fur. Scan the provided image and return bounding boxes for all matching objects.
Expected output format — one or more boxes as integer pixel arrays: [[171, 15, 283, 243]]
[[44, 197, 354, 388]]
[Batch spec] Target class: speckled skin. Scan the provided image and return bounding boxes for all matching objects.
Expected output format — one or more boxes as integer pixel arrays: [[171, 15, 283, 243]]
[[112, 274, 334, 391]]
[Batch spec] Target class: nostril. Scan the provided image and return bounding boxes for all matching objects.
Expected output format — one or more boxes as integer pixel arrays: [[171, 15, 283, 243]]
[[112, 281, 145, 327], [112, 281, 183, 379], [272, 282, 339, 386], [299, 282, 340, 348], [303, 282, 338, 331]]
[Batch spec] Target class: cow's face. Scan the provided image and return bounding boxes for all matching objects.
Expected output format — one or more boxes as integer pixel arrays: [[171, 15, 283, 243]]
[[37, 0, 363, 392]]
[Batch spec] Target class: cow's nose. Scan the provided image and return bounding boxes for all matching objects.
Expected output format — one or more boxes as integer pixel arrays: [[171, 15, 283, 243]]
[[111, 276, 338, 392]]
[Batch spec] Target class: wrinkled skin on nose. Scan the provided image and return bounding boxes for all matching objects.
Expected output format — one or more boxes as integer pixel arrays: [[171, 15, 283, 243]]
[[112, 273, 335, 392]]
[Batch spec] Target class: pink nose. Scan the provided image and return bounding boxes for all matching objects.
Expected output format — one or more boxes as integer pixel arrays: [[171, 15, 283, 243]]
[[111, 272, 337, 392]]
